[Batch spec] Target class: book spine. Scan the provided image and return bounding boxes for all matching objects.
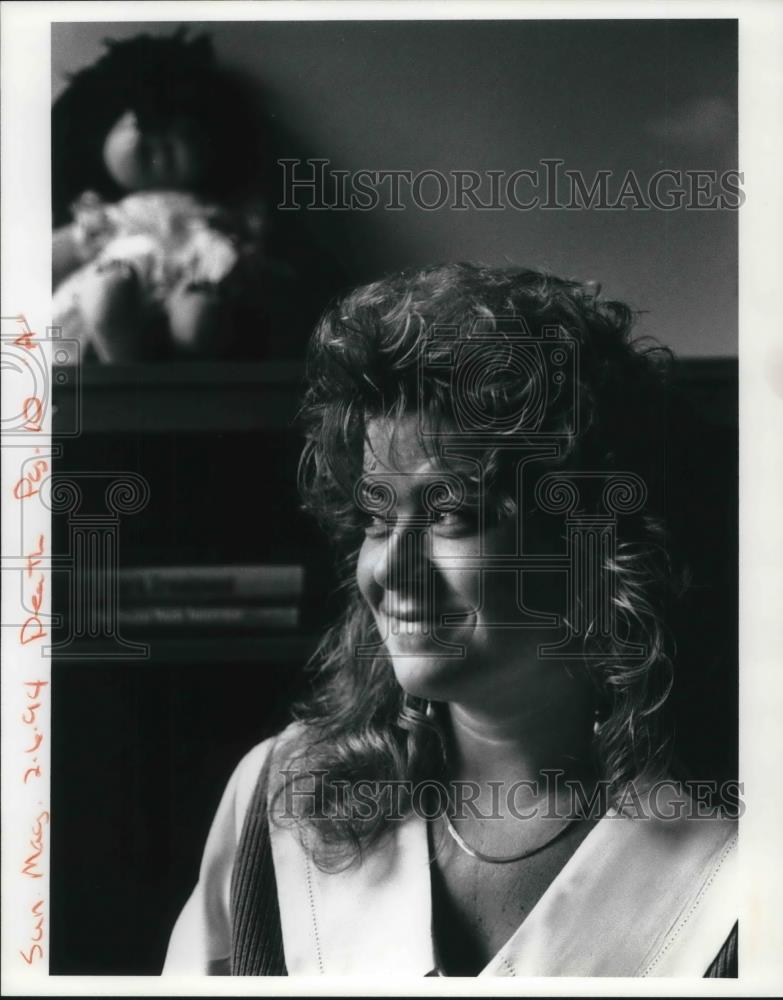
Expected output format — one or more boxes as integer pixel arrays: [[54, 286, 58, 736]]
[[108, 565, 304, 603], [114, 605, 300, 628]]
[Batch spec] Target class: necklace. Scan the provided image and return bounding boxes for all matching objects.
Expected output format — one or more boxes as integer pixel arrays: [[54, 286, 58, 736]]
[[443, 811, 578, 865]]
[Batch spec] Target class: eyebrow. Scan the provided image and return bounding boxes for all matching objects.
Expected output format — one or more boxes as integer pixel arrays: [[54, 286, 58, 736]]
[[358, 471, 482, 510]]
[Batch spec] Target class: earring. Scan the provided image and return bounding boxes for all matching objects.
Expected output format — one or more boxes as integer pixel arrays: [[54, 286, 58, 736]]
[[400, 691, 433, 721]]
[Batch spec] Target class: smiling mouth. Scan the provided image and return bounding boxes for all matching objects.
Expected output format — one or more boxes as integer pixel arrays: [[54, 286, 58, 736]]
[[379, 606, 473, 627], [382, 610, 431, 623]]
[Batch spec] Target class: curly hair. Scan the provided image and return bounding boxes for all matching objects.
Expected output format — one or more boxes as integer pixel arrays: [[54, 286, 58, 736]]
[[282, 262, 680, 870]]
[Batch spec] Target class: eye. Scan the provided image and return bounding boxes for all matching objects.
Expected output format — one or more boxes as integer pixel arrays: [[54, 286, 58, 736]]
[[431, 505, 479, 536]]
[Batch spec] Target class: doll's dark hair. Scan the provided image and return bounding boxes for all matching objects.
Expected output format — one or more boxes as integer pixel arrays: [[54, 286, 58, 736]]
[[52, 28, 263, 224]]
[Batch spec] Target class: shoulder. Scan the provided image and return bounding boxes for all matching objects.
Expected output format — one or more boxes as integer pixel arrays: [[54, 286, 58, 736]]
[[605, 779, 738, 974], [162, 722, 310, 975], [609, 778, 738, 873], [225, 721, 309, 838], [493, 780, 740, 977], [614, 777, 738, 836]]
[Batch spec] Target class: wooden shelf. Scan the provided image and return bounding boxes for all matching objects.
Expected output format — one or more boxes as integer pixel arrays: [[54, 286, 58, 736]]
[[53, 361, 305, 434], [52, 357, 737, 435], [51, 634, 317, 664]]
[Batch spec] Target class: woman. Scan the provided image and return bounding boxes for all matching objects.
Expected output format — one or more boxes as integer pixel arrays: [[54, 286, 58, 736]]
[[164, 263, 738, 977]]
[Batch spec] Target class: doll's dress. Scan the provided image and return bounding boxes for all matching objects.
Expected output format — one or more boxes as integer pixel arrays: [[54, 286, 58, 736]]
[[53, 190, 252, 351]]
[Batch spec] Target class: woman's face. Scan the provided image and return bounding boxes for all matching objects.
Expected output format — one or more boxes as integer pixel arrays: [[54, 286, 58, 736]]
[[103, 110, 211, 192], [356, 414, 567, 707]]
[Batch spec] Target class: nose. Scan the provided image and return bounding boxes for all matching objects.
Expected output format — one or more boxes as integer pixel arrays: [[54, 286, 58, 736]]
[[371, 521, 431, 592]]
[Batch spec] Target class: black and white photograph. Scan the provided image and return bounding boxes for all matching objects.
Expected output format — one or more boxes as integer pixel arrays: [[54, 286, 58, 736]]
[[1, 1, 782, 994]]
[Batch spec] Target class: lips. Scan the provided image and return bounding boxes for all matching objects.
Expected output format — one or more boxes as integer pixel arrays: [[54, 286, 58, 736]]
[[379, 603, 470, 624], [380, 604, 433, 623]]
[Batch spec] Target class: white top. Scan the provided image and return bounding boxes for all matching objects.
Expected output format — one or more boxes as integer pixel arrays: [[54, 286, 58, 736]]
[[163, 731, 738, 977]]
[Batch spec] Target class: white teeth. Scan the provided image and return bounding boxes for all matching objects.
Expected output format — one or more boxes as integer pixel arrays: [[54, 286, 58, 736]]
[[387, 616, 430, 634]]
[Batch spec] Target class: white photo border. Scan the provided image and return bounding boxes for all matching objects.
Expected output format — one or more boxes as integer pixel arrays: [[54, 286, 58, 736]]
[[2, 1, 781, 995]]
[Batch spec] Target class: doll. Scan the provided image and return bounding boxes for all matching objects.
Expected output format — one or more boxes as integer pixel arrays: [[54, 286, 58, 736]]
[[52, 30, 266, 362]]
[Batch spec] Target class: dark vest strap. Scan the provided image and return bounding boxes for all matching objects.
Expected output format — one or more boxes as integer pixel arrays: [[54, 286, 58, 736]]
[[704, 921, 738, 978], [229, 742, 288, 976]]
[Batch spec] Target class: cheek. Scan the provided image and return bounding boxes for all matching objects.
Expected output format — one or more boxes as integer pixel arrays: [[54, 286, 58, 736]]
[[429, 535, 481, 611], [172, 136, 208, 186], [437, 567, 480, 613], [103, 128, 143, 188], [355, 539, 379, 607]]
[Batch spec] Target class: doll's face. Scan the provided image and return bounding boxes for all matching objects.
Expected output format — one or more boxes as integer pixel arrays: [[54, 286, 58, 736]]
[[103, 110, 212, 192]]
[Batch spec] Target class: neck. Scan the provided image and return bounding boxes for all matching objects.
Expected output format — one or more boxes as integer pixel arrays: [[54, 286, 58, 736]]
[[442, 667, 595, 790]]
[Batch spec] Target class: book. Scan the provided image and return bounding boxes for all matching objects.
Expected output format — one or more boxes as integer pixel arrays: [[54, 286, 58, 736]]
[[106, 565, 305, 603], [113, 605, 300, 629]]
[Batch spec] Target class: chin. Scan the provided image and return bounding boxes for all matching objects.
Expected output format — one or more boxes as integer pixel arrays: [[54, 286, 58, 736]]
[[387, 641, 475, 701], [374, 610, 477, 700]]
